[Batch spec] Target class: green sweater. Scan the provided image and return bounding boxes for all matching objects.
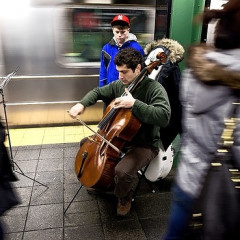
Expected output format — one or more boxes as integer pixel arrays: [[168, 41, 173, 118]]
[[80, 77, 171, 149]]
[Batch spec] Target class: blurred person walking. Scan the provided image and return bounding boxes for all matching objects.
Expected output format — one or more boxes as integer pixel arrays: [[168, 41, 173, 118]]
[[163, 0, 240, 239], [0, 118, 19, 240]]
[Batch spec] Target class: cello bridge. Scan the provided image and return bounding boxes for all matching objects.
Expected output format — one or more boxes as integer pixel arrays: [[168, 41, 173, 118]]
[[88, 136, 97, 142]]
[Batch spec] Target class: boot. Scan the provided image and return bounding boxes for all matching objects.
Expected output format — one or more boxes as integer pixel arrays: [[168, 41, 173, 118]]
[[117, 193, 132, 216]]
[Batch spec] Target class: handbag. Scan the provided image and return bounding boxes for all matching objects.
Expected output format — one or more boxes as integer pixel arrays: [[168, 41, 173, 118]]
[[189, 103, 240, 240], [200, 152, 240, 240]]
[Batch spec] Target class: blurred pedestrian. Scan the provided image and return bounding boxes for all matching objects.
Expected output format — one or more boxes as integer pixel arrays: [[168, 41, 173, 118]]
[[163, 0, 240, 239], [0, 118, 19, 240]]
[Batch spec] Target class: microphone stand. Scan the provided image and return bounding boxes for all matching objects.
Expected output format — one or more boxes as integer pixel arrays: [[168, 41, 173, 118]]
[[0, 69, 48, 188]]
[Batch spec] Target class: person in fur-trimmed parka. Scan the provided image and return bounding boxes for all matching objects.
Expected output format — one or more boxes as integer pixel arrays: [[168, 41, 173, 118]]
[[144, 38, 184, 150], [163, 0, 240, 239]]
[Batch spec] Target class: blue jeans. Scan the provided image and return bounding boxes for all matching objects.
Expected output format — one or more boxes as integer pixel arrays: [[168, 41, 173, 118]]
[[163, 184, 195, 240]]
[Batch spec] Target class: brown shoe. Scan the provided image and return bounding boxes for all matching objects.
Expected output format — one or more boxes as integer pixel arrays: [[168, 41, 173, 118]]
[[87, 187, 114, 195], [117, 196, 132, 216], [87, 188, 105, 195]]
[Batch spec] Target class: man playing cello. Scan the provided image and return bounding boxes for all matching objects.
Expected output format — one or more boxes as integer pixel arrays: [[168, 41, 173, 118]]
[[69, 47, 170, 216]]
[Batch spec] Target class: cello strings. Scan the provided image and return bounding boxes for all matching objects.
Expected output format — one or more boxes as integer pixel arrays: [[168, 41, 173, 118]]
[[75, 117, 123, 154]]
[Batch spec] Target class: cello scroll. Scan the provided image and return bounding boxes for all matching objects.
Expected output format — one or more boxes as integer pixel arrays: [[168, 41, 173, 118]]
[[146, 51, 167, 75]]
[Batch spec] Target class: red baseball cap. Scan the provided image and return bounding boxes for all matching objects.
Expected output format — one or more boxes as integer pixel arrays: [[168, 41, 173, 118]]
[[111, 14, 130, 27]]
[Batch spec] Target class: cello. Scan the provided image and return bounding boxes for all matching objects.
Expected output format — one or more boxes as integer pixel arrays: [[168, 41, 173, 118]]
[[74, 52, 167, 190]]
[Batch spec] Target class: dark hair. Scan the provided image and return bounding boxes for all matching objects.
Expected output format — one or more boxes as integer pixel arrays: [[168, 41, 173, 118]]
[[112, 22, 129, 28], [114, 48, 143, 71], [112, 25, 129, 30], [200, 0, 240, 49]]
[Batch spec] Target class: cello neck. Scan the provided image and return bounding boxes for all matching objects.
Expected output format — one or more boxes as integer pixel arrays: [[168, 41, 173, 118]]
[[123, 67, 148, 96], [98, 107, 117, 129]]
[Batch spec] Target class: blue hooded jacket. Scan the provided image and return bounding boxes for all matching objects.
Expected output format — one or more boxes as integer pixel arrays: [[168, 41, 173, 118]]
[[99, 33, 144, 87]]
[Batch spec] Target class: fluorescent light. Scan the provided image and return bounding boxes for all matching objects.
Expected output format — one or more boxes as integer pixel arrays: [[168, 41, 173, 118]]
[[0, 0, 31, 19]]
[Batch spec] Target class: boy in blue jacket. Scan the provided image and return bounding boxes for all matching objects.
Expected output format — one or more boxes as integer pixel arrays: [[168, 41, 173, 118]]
[[99, 14, 144, 88]]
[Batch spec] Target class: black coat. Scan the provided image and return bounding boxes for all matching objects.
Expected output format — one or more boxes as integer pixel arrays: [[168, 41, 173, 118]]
[[156, 62, 182, 150], [0, 119, 19, 215], [0, 121, 18, 182]]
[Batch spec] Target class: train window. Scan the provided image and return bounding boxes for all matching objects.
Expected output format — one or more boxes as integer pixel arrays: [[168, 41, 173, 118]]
[[155, 0, 170, 39], [56, 5, 155, 68]]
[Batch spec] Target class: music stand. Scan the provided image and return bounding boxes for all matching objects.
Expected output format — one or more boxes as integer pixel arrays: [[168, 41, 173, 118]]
[[0, 68, 48, 188]]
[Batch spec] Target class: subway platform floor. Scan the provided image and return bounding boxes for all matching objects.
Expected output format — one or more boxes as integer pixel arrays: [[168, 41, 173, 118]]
[[1, 126, 177, 240]]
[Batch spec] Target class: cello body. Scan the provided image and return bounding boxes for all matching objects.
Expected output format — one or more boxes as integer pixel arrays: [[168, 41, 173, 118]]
[[75, 102, 141, 189]]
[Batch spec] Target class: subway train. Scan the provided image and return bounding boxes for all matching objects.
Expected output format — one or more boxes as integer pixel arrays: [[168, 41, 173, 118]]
[[0, 0, 221, 128], [0, 0, 170, 127]]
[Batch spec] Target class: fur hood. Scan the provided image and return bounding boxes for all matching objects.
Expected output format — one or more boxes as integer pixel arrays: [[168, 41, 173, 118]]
[[144, 38, 184, 63], [187, 45, 240, 89]]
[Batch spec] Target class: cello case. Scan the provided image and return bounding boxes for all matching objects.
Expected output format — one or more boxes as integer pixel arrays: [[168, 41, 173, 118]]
[[144, 144, 174, 182]]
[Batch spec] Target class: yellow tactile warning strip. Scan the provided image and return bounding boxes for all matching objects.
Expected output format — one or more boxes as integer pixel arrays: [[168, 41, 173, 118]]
[[4, 125, 98, 147]]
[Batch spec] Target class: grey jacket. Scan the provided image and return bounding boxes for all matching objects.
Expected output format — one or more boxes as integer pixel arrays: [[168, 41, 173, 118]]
[[176, 45, 240, 198]]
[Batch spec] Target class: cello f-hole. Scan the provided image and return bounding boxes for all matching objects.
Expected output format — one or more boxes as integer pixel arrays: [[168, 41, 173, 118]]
[[77, 151, 88, 179]]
